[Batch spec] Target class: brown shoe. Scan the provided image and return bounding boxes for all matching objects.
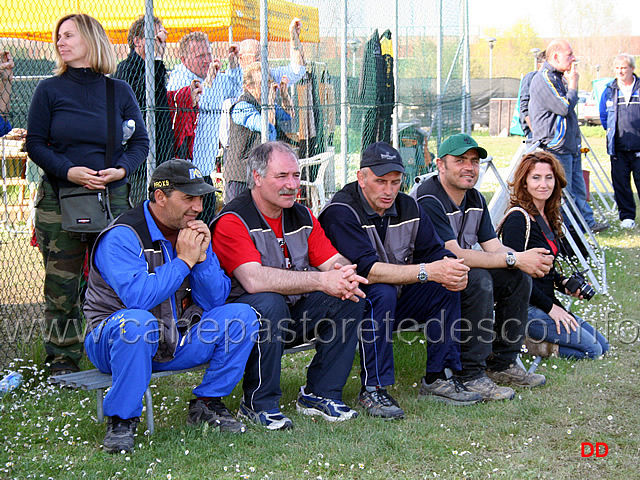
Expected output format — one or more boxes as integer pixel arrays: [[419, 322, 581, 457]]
[[487, 364, 546, 388], [523, 339, 559, 358], [463, 374, 515, 401]]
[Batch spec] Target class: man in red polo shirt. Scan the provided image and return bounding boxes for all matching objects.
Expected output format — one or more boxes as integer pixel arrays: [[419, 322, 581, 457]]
[[211, 141, 367, 430]]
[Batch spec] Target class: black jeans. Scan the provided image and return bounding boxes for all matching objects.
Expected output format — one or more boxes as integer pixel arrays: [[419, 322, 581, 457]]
[[457, 268, 531, 379], [233, 291, 363, 412], [611, 150, 640, 221]]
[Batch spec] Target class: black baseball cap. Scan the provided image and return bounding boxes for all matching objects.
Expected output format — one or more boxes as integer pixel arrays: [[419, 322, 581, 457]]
[[149, 159, 218, 196], [360, 142, 405, 176]]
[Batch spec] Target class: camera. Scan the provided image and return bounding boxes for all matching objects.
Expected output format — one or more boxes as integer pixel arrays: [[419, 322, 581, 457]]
[[564, 270, 595, 300]]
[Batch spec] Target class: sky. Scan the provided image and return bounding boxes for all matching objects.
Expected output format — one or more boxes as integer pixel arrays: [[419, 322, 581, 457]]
[[468, 0, 640, 38]]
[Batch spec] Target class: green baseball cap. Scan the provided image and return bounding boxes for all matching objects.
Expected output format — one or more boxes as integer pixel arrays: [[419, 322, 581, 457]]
[[438, 133, 487, 159]]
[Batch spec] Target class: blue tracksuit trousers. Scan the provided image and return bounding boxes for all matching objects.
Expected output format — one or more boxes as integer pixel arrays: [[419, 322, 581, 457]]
[[84, 304, 258, 419], [359, 281, 462, 388]]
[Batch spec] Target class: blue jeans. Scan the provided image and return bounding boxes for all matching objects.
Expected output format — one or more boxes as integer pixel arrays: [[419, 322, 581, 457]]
[[225, 180, 247, 204], [554, 152, 595, 227], [85, 305, 258, 419], [526, 305, 609, 359]]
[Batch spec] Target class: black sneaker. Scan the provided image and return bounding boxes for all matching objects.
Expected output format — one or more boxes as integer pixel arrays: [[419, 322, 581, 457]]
[[358, 387, 404, 419], [187, 398, 247, 433], [103, 416, 139, 454]]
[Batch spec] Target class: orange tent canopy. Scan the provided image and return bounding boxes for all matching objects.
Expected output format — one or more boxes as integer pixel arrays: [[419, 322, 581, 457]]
[[0, 0, 319, 44]]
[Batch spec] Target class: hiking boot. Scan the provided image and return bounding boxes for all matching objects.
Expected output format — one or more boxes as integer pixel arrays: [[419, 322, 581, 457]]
[[237, 401, 293, 430], [463, 374, 515, 401], [103, 416, 139, 454], [418, 376, 482, 406], [296, 386, 358, 422], [487, 364, 546, 388], [591, 221, 609, 233], [357, 387, 405, 419], [187, 398, 246, 433], [523, 338, 559, 358]]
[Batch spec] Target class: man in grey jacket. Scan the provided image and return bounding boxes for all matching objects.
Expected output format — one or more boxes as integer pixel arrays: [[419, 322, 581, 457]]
[[529, 39, 608, 233]]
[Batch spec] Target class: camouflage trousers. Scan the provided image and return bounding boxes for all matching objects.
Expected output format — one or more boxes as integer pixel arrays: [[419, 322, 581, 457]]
[[34, 180, 131, 370]]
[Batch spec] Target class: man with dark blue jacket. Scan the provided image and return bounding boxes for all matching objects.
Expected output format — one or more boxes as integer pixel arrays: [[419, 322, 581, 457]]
[[319, 142, 483, 419], [529, 39, 608, 233], [599, 54, 640, 229]]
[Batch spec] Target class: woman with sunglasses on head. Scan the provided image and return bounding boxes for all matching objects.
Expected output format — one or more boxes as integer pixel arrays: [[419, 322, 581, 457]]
[[501, 151, 609, 359]]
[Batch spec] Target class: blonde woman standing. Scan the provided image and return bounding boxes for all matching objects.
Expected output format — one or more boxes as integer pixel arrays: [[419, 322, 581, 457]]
[[26, 14, 149, 374]]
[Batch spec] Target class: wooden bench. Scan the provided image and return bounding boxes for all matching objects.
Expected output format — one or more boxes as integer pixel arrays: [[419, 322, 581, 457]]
[[49, 342, 316, 434]]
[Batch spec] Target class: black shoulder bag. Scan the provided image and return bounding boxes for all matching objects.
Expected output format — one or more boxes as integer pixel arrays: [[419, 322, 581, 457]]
[[59, 77, 116, 233]]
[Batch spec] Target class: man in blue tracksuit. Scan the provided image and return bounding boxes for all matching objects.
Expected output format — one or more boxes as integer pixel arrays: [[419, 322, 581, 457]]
[[599, 53, 640, 229], [83, 159, 258, 454], [529, 39, 608, 233]]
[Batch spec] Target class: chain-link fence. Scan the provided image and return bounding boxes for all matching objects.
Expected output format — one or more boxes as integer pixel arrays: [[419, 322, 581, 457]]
[[0, 0, 469, 367]]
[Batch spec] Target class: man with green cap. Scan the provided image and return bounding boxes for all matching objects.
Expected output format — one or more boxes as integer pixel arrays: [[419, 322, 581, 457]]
[[414, 134, 553, 401]]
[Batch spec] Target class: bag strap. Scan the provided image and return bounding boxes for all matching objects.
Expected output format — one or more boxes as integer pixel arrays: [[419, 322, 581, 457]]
[[533, 213, 556, 242], [105, 77, 115, 169], [497, 206, 531, 250], [102, 77, 116, 221]]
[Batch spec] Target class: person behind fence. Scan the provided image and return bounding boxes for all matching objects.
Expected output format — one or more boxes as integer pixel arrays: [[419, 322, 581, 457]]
[[187, 45, 242, 224], [0, 50, 14, 136], [224, 63, 294, 203], [414, 134, 551, 401], [218, 17, 306, 197], [318, 142, 483, 419], [500, 151, 610, 359], [529, 38, 609, 234], [166, 32, 213, 159], [83, 159, 259, 453], [234, 17, 306, 96], [211, 141, 366, 430], [599, 54, 640, 230], [25, 13, 149, 375], [114, 15, 173, 204]]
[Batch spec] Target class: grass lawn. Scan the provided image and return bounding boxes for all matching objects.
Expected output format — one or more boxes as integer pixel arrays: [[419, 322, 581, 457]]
[[2, 131, 640, 479]]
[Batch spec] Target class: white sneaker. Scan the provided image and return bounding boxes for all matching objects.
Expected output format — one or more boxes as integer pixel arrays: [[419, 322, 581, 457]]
[[621, 219, 636, 229]]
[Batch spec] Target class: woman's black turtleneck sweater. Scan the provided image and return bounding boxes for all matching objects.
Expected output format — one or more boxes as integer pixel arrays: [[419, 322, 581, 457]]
[[26, 66, 149, 189]]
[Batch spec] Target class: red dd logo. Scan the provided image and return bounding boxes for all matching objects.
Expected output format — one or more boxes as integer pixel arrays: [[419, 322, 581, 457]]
[[581, 442, 609, 457]]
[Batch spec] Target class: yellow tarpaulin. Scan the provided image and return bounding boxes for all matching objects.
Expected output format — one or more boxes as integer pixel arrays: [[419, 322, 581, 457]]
[[0, 0, 319, 44]]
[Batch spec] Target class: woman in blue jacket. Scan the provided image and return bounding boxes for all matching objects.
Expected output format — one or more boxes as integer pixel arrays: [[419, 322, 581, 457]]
[[26, 13, 149, 374]]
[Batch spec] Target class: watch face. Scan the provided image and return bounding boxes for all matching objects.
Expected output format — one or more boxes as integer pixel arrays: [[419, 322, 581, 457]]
[[506, 253, 516, 267], [418, 264, 428, 282]]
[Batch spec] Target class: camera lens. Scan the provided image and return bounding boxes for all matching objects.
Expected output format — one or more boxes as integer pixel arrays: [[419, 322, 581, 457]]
[[580, 282, 595, 300]]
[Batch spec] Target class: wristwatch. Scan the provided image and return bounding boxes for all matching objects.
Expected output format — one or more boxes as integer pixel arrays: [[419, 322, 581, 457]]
[[417, 263, 428, 283], [505, 252, 517, 269]]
